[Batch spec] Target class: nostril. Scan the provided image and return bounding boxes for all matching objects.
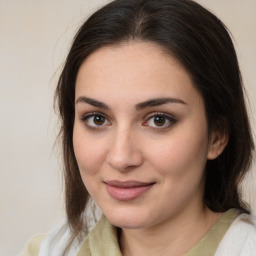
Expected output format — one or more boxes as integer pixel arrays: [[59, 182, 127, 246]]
[[106, 130, 143, 171], [106, 148, 143, 171]]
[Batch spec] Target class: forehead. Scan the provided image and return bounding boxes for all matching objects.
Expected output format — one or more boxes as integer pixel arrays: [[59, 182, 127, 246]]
[[78, 41, 180, 78], [75, 41, 201, 107]]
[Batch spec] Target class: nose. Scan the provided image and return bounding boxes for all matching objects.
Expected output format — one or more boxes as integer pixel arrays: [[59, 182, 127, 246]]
[[106, 128, 143, 172]]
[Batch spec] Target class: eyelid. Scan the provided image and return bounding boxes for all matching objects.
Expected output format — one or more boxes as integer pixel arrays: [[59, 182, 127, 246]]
[[80, 111, 104, 120], [80, 111, 111, 130], [143, 112, 176, 129], [79, 111, 176, 131]]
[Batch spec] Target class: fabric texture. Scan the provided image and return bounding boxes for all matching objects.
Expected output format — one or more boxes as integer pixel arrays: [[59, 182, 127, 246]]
[[215, 213, 256, 256], [20, 209, 256, 256], [19, 235, 46, 256], [183, 209, 238, 255]]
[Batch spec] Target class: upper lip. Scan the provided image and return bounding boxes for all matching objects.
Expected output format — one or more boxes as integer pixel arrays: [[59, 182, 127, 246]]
[[104, 180, 155, 188]]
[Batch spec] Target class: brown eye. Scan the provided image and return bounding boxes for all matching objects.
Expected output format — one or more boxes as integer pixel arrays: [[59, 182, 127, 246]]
[[82, 113, 111, 129], [153, 116, 166, 126], [93, 115, 105, 125], [144, 113, 176, 129]]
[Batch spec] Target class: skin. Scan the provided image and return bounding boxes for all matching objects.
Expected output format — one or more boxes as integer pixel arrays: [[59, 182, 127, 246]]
[[73, 42, 227, 256]]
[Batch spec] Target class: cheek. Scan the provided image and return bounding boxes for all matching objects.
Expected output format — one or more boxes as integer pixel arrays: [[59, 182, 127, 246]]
[[73, 127, 108, 201], [147, 126, 209, 179], [73, 124, 107, 176]]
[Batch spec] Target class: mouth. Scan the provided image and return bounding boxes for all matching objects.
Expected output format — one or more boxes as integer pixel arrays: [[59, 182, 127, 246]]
[[104, 180, 155, 201]]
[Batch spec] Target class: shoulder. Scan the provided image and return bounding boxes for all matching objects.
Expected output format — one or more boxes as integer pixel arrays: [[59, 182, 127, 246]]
[[19, 216, 119, 256], [19, 234, 46, 256], [19, 220, 82, 256], [215, 213, 256, 256]]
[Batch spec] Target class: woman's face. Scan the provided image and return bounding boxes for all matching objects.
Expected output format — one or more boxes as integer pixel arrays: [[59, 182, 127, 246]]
[[73, 42, 217, 229]]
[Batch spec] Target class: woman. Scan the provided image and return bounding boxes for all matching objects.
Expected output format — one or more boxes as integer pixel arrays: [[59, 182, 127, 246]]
[[21, 0, 255, 255]]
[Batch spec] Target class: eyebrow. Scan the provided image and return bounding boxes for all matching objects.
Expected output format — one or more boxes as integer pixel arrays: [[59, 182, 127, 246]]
[[75, 96, 186, 110], [76, 96, 110, 110], [135, 97, 187, 110]]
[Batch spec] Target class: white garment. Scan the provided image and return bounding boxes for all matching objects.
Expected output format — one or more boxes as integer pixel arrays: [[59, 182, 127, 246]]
[[38, 220, 82, 256], [215, 213, 256, 256], [36, 213, 256, 256]]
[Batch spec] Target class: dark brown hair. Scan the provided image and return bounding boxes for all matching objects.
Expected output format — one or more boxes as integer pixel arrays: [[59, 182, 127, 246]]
[[55, 0, 254, 245]]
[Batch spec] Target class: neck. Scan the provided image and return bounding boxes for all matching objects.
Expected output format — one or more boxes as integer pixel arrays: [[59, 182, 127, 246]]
[[120, 206, 221, 256]]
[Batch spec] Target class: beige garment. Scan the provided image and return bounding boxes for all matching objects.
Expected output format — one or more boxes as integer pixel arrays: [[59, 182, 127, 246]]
[[20, 209, 238, 256], [20, 235, 46, 256]]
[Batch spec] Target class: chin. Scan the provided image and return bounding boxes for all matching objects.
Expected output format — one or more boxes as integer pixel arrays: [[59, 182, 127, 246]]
[[103, 207, 153, 229], [108, 217, 147, 230]]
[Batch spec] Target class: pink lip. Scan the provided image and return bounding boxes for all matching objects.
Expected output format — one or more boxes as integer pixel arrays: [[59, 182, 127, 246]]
[[104, 180, 155, 201]]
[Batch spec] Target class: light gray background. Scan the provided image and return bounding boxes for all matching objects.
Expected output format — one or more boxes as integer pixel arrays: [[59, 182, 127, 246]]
[[1, 0, 255, 255]]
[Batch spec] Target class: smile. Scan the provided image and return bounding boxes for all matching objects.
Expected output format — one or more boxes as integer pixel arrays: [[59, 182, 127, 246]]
[[104, 180, 155, 201]]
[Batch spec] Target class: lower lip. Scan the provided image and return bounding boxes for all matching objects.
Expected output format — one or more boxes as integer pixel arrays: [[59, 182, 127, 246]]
[[105, 183, 154, 201]]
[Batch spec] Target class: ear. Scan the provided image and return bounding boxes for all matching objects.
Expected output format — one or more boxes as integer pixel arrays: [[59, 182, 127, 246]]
[[207, 129, 229, 160]]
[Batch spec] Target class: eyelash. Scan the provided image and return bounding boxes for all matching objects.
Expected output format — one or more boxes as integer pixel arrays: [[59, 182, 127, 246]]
[[80, 112, 176, 131], [81, 112, 111, 130], [143, 112, 176, 130]]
